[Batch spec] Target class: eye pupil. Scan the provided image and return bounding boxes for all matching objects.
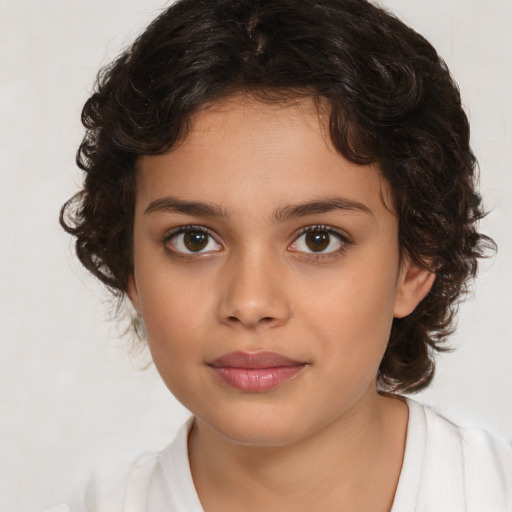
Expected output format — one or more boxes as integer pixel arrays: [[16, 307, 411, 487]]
[[184, 231, 208, 251], [306, 231, 329, 252]]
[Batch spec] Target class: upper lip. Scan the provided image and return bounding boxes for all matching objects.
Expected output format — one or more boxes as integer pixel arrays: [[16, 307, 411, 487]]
[[209, 351, 306, 369]]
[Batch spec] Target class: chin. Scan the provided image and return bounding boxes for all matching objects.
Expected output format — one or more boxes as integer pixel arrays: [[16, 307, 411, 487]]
[[199, 404, 310, 447]]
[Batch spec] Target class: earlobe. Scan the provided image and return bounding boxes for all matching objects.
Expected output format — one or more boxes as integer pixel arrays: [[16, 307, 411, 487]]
[[127, 274, 142, 314], [393, 257, 436, 319]]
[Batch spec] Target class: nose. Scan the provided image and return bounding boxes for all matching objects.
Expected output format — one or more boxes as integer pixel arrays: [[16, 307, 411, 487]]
[[216, 249, 291, 330]]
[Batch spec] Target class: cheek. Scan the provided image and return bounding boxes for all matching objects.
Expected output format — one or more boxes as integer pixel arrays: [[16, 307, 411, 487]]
[[140, 289, 210, 402], [314, 259, 397, 323], [137, 255, 212, 322], [304, 255, 398, 363], [136, 275, 206, 358]]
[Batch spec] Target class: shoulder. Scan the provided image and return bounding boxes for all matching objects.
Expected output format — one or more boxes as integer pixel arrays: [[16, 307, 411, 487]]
[[407, 398, 512, 511], [45, 451, 160, 512], [421, 401, 512, 477], [45, 418, 196, 512]]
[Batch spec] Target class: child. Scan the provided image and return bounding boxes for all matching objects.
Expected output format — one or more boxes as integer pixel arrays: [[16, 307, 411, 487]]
[[55, 0, 512, 510]]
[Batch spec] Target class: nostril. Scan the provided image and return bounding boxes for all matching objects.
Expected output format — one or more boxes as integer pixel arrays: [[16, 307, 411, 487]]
[[226, 315, 276, 326]]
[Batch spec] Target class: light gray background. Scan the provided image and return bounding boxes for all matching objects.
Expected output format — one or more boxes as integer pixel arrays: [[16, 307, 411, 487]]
[[1, 1, 511, 510]]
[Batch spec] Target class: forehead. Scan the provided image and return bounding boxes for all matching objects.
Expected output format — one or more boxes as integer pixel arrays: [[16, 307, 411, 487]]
[[135, 95, 393, 219]]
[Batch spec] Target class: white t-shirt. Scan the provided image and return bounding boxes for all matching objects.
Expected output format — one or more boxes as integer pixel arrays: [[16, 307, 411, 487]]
[[49, 398, 512, 512]]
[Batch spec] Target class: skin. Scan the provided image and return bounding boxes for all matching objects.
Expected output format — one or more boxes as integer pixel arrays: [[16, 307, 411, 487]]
[[128, 95, 434, 511]]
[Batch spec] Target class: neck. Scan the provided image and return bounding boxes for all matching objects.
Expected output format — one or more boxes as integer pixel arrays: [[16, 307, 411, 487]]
[[188, 390, 408, 512]]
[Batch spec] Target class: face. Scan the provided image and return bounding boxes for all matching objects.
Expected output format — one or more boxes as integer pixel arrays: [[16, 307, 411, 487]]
[[128, 95, 432, 446]]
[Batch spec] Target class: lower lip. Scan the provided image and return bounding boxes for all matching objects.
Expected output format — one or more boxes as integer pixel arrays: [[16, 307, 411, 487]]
[[210, 365, 306, 392]]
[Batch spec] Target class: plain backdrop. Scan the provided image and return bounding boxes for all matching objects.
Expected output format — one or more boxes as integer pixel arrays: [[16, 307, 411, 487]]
[[0, 1, 511, 510]]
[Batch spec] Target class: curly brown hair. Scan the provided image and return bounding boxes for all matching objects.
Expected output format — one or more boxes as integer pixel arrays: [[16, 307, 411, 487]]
[[61, 0, 494, 393]]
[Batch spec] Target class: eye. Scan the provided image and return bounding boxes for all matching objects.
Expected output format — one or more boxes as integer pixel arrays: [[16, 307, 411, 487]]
[[289, 226, 348, 254], [165, 226, 221, 254]]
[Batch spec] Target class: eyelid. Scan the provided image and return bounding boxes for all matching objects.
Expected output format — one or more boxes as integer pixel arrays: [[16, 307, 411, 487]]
[[293, 225, 351, 244], [297, 224, 350, 239], [288, 224, 351, 258], [163, 224, 223, 255]]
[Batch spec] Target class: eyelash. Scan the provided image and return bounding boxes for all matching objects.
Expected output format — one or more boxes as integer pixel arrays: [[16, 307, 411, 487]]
[[290, 225, 350, 262], [163, 225, 221, 260], [162, 224, 351, 262]]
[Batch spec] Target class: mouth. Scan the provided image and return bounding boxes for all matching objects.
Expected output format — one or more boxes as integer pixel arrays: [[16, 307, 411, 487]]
[[208, 351, 308, 392]]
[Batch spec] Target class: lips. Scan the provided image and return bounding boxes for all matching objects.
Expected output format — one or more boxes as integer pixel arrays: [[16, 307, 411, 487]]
[[208, 351, 307, 392]]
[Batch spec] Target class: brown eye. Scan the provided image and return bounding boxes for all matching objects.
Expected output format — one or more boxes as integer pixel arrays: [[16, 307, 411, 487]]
[[289, 226, 346, 255], [167, 227, 221, 254], [184, 231, 208, 251], [305, 230, 330, 252]]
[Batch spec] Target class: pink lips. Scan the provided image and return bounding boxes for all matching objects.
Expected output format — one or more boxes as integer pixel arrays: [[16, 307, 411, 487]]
[[209, 351, 307, 392]]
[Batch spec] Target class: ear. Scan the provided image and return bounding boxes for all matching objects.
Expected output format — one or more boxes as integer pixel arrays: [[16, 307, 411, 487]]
[[393, 256, 435, 319], [126, 274, 142, 314]]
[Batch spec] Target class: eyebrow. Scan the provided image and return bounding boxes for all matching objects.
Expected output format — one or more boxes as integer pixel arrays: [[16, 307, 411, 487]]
[[144, 195, 372, 220], [273, 196, 372, 222], [145, 196, 229, 218]]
